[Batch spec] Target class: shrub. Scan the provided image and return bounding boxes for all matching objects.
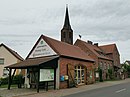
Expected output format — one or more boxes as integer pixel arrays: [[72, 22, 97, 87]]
[[0, 74, 24, 85], [0, 77, 8, 85], [108, 68, 114, 79]]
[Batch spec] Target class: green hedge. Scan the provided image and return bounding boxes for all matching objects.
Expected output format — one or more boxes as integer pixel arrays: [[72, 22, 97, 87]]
[[0, 77, 8, 85], [0, 74, 24, 85]]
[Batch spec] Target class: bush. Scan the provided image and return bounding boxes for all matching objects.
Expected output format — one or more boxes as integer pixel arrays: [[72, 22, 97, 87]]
[[108, 68, 114, 79], [0, 77, 9, 85], [0, 74, 24, 85]]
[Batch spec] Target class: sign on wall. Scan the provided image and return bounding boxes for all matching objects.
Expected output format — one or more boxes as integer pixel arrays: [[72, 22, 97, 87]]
[[40, 69, 54, 81], [29, 39, 56, 58]]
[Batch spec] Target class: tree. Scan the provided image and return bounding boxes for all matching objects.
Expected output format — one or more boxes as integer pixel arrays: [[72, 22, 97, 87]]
[[108, 68, 113, 79], [122, 63, 130, 78]]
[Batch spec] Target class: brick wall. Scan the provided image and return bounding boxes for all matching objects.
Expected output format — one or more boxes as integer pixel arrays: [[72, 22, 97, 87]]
[[59, 57, 95, 89], [75, 40, 113, 80], [98, 58, 113, 80]]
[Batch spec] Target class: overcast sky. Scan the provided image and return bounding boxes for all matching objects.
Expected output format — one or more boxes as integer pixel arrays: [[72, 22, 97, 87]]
[[0, 0, 130, 63]]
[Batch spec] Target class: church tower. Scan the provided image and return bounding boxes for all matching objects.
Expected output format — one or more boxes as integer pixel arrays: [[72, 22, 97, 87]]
[[61, 5, 73, 45]]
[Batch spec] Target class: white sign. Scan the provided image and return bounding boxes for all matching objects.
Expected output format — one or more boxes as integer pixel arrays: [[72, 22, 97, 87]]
[[29, 39, 56, 58], [40, 69, 54, 81]]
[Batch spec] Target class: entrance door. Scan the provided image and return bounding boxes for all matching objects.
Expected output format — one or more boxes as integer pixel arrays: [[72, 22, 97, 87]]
[[74, 65, 85, 85]]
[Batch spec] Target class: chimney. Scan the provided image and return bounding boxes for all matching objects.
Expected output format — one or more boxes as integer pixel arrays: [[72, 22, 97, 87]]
[[94, 43, 98, 46], [87, 40, 93, 45]]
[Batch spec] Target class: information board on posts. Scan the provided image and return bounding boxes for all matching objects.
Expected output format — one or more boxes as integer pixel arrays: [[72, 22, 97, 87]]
[[40, 69, 54, 81]]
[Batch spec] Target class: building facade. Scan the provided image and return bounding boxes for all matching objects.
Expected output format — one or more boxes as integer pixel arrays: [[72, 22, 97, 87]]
[[27, 35, 95, 89], [100, 44, 121, 78], [74, 39, 113, 80], [7, 35, 95, 92], [6, 5, 121, 93], [0, 43, 23, 78]]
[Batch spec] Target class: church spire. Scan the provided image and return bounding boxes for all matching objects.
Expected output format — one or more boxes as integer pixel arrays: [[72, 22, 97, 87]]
[[61, 5, 73, 45], [63, 4, 71, 29]]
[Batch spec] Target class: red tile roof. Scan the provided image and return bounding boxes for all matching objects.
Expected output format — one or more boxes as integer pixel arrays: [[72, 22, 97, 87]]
[[0, 43, 24, 61], [27, 35, 94, 62], [75, 39, 112, 61], [6, 56, 58, 68], [99, 44, 116, 54]]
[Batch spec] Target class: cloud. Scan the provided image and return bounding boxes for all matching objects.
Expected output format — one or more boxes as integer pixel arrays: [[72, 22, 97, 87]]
[[0, 0, 130, 62], [68, 0, 130, 42]]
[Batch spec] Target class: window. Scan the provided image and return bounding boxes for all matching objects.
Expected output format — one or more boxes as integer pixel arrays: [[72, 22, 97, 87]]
[[104, 62, 106, 70], [74, 65, 85, 85], [100, 62, 103, 69], [0, 58, 4, 65]]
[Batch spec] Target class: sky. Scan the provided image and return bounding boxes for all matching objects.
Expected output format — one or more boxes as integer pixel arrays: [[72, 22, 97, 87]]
[[0, 0, 130, 63]]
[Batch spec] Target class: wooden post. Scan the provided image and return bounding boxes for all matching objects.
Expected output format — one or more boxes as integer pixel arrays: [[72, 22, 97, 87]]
[[37, 67, 40, 93], [8, 68, 12, 90], [54, 68, 56, 90], [46, 81, 48, 91], [32, 68, 37, 83]]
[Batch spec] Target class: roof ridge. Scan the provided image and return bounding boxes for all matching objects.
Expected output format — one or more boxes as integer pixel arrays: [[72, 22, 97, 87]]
[[42, 35, 94, 62], [99, 43, 116, 47], [0, 43, 24, 61], [43, 34, 78, 48], [75, 39, 112, 61]]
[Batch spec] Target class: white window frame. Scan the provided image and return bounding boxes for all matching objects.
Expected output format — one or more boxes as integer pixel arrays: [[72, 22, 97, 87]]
[[0, 58, 4, 65], [74, 65, 85, 85]]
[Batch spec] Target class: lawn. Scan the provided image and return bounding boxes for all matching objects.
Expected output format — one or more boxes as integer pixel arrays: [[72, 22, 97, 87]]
[[0, 84, 17, 88]]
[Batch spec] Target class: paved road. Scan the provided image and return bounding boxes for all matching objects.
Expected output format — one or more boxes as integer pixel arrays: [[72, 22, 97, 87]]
[[63, 82, 130, 97], [1, 79, 130, 97]]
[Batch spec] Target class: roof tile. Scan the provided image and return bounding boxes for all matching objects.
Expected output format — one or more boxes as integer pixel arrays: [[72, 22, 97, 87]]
[[42, 35, 94, 62], [75, 39, 112, 61]]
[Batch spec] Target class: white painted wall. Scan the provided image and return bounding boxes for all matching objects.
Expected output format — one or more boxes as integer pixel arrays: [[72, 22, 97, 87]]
[[29, 38, 56, 58], [56, 60, 60, 89]]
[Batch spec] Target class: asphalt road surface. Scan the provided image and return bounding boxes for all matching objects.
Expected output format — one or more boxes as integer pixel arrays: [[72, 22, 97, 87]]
[[63, 82, 130, 97]]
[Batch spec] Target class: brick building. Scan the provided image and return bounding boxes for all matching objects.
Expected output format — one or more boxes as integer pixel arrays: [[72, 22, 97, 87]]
[[6, 5, 121, 93], [28, 35, 95, 88], [100, 44, 121, 78], [7, 35, 95, 92], [74, 39, 113, 80]]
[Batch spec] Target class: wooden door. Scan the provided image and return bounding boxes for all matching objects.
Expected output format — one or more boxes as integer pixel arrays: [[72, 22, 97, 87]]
[[67, 64, 75, 88]]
